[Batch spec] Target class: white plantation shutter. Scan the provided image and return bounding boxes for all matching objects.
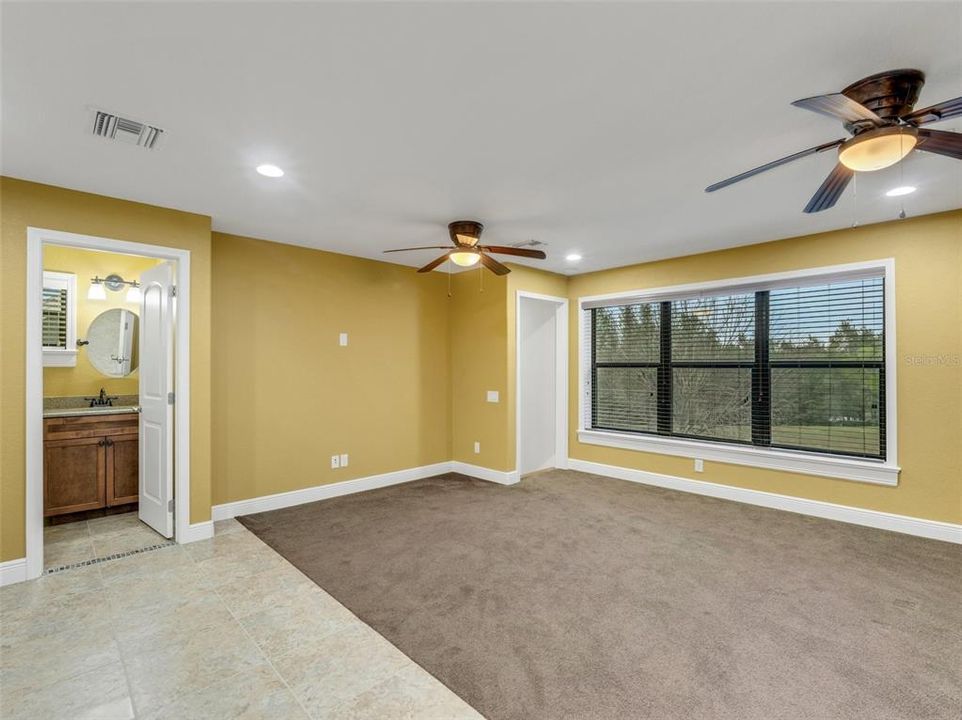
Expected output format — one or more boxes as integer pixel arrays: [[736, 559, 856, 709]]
[[41, 271, 77, 366], [42, 286, 69, 348]]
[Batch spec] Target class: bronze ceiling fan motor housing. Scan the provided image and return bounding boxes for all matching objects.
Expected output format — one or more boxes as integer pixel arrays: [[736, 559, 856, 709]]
[[841, 69, 925, 133], [448, 220, 484, 247]]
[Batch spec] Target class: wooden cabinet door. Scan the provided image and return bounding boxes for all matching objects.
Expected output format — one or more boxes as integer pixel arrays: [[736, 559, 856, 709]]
[[44, 437, 106, 516], [106, 436, 139, 507]]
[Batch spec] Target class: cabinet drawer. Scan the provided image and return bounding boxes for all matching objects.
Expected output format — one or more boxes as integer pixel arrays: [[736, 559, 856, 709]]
[[44, 413, 138, 441]]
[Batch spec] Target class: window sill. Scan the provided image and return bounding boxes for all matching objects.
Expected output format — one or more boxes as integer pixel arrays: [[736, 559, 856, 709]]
[[42, 349, 76, 368], [577, 429, 900, 486]]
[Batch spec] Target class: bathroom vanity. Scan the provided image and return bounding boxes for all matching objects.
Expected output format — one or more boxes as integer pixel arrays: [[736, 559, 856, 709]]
[[43, 408, 139, 516]]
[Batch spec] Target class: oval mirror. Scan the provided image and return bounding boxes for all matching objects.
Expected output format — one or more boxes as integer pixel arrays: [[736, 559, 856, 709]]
[[86, 308, 139, 377]]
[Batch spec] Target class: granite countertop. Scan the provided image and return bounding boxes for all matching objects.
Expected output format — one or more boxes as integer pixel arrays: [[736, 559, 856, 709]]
[[43, 394, 140, 419]]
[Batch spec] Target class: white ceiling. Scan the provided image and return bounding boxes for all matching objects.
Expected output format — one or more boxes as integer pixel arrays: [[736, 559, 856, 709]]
[[2, 2, 960, 275]]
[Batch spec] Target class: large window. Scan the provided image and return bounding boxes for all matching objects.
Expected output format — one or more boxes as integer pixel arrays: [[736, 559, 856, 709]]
[[587, 271, 886, 461]]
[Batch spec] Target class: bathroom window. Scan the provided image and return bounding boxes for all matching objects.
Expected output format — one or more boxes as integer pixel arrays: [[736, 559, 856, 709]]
[[42, 271, 77, 367]]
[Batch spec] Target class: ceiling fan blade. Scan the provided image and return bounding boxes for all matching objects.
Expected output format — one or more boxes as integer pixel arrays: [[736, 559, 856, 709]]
[[479, 245, 547, 259], [417, 254, 450, 273], [705, 138, 844, 192], [791, 93, 884, 126], [902, 96, 962, 125], [480, 253, 510, 276], [917, 128, 962, 160], [384, 246, 450, 253], [803, 163, 853, 214]]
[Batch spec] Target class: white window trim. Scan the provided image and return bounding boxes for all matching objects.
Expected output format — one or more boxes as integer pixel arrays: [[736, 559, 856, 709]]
[[41, 270, 77, 367], [577, 258, 899, 487]]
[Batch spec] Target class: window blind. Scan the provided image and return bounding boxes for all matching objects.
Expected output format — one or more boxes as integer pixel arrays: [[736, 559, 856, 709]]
[[587, 272, 886, 460]]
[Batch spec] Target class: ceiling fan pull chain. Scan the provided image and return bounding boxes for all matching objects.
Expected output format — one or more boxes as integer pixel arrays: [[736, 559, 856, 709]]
[[851, 172, 859, 228], [447, 261, 453, 298], [479, 261, 484, 293], [898, 132, 908, 220]]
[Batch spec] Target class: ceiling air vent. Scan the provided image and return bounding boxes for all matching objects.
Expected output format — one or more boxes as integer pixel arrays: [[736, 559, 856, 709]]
[[511, 239, 547, 249], [91, 110, 163, 149]]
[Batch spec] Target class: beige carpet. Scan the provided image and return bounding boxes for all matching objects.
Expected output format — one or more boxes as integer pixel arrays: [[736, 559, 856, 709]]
[[238, 470, 962, 720]]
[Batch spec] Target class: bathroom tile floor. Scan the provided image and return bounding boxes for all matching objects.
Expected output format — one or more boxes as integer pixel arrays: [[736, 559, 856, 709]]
[[1, 518, 483, 720], [43, 512, 170, 571]]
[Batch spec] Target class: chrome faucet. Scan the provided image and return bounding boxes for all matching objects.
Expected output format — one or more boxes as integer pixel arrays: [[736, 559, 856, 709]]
[[86, 388, 117, 407]]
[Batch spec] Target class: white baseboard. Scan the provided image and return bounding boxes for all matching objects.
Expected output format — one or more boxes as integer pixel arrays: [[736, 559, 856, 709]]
[[451, 461, 520, 485], [0, 558, 28, 587], [569, 458, 962, 544], [211, 462, 454, 521], [179, 521, 214, 544]]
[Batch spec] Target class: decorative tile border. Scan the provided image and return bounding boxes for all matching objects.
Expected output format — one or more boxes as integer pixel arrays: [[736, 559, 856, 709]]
[[43, 540, 176, 574]]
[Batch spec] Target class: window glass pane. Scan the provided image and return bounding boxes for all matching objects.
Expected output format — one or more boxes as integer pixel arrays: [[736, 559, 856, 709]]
[[593, 304, 660, 363], [770, 278, 883, 361], [593, 367, 658, 432], [672, 368, 751, 441], [671, 294, 754, 362], [771, 367, 881, 456]]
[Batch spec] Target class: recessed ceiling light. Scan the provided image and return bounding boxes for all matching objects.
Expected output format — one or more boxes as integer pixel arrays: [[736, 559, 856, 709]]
[[256, 164, 284, 178], [566, 253, 582, 262], [886, 185, 916, 197]]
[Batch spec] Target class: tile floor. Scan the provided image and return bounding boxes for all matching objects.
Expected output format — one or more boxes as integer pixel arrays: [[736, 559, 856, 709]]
[[1, 519, 483, 719], [43, 513, 171, 571]]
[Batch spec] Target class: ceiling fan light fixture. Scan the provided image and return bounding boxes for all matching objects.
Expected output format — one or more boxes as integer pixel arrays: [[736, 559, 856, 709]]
[[450, 251, 481, 267], [838, 126, 918, 172]]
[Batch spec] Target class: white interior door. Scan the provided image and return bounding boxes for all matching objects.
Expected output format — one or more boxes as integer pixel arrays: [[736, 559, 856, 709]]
[[138, 262, 174, 537], [520, 297, 559, 475]]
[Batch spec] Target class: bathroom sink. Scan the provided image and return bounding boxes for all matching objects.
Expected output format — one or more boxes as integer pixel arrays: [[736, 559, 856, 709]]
[[43, 405, 141, 419]]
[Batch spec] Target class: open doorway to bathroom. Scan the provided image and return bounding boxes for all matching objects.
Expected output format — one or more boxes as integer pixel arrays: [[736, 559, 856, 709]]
[[25, 228, 192, 580], [40, 245, 171, 571]]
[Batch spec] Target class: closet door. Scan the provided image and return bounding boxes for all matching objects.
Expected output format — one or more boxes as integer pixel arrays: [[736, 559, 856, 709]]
[[44, 437, 105, 516]]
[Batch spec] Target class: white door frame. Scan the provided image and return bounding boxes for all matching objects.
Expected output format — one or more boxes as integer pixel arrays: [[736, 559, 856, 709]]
[[25, 227, 192, 580], [515, 291, 568, 476]]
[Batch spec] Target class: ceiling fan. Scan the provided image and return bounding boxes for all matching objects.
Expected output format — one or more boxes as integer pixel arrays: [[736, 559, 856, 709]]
[[384, 220, 547, 275], [705, 69, 962, 213]]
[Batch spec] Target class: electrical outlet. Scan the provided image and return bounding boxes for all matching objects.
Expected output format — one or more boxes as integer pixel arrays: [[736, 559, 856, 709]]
[[694, 458, 704, 473], [339, 453, 349, 467], [339, 332, 348, 347], [474, 441, 481, 454], [331, 455, 340, 469], [486, 390, 499, 403]]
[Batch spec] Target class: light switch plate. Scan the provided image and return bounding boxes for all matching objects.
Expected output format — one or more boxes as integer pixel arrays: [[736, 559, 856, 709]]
[[694, 458, 704, 473], [486, 390, 499, 403], [339, 453, 349, 467], [331, 455, 340, 469], [339, 332, 348, 347], [474, 441, 481, 454]]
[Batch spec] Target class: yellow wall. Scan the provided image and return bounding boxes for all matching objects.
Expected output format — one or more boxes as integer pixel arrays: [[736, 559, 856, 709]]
[[1, 174, 958, 562], [0, 178, 213, 561], [210, 233, 452, 504], [449, 270, 511, 470], [566, 210, 962, 524], [42, 245, 161, 398]]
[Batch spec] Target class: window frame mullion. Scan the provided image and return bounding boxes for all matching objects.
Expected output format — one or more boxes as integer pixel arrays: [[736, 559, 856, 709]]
[[752, 290, 771, 447], [657, 301, 672, 435]]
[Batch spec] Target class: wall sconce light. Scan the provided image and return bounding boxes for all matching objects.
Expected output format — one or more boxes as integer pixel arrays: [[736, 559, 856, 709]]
[[88, 273, 141, 302]]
